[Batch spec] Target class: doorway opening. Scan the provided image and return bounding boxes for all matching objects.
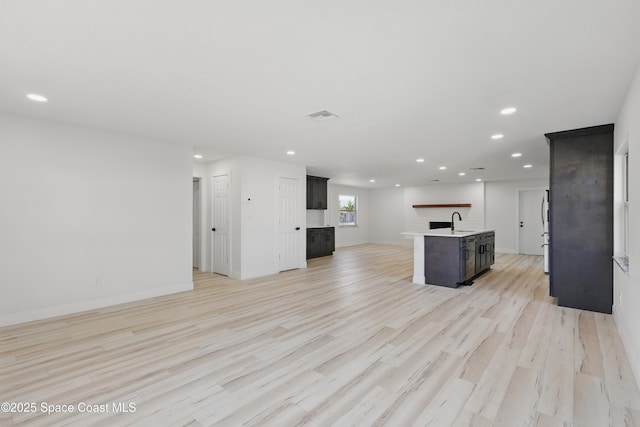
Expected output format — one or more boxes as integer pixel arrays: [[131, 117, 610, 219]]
[[518, 189, 546, 256], [211, 173, 230, 276], [193, 178, 201, 270], [278, 177, 301, 272]]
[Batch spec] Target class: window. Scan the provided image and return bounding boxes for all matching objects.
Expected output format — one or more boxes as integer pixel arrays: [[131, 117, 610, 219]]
[[339, 195, 357, 226], [614, 148, 630, 273], [624, 152, 629, 259]]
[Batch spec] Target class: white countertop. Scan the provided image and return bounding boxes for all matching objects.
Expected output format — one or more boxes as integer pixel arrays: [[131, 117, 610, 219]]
[[401, 229, 494, 238], [307, 225, 334, 229]]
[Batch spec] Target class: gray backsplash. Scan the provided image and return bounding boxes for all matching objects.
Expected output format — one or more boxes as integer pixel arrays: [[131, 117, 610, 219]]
[[306, 209, 325, 227]]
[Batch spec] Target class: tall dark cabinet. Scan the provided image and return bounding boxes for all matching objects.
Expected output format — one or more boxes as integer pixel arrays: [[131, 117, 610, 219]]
[[545, 124, 614, 314]]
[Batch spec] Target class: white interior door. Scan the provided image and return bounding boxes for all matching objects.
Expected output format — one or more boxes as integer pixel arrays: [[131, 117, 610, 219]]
[[278, 177, 300, 272], [192, 179, 200, 269], [519, 189, 545, 255], [212, 174, 230, 276]]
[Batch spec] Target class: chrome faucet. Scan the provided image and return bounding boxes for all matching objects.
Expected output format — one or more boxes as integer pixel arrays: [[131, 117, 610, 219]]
[[451, 211, 462, 232]]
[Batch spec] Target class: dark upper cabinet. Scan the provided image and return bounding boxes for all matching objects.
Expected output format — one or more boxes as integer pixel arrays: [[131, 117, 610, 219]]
[[307, 175, 329, 209], [545, 124, 614, 314]]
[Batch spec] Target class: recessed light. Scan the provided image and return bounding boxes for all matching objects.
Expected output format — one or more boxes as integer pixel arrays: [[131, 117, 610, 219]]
[[439, 166, 447, 170], [369, 179, 375, 183], [395, 184, 401, 187], [27, 93, 48, 102], [431, 179, 440, 182], [524, 164, 532, 168], [511, 153, 522, 158], [193, 154, 203, 159], [491, 134, 504, 140], [416, 158, 425, 163], [459, 172, 466, 176], [500, 107, 517, 115], [476, 178, 482, 182], [286, 150, 295, 155]]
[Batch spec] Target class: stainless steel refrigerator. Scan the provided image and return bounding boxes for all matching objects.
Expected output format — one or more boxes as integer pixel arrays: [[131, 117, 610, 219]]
[[542, 189, 549, 273]]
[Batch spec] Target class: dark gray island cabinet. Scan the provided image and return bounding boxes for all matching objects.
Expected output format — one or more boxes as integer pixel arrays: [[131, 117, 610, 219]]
[[402, 230, 495, 288]]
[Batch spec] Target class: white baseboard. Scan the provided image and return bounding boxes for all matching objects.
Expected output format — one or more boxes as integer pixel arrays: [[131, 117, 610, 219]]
[[335, 241, 368, 248], [368, 240, 404, 246], [239, 268, 278, 280], [231, 263, 308, 279], [495, 248, 518, 254], [0, 282, 194, 328]]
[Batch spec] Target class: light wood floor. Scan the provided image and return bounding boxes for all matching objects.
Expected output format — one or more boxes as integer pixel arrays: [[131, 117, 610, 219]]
[[1, 245, 639, 426]]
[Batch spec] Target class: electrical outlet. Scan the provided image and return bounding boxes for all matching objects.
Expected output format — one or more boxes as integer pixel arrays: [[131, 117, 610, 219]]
[[94, 278, 103, 287]]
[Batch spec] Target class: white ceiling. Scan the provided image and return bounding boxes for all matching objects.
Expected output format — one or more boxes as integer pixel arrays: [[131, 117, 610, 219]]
[[2, 1, 640, 187]]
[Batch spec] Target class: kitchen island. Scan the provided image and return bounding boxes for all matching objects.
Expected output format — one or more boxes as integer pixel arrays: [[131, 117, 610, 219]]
[[402, 230, 495, 288]]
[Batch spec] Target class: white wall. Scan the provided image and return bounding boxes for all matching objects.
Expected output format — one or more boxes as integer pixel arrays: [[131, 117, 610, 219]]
[[240, 156, 307, 278], [369, 187, 405, 245], [613, 65, 640, 385], [0, 113, 193, 327], [485, 178, 549, 253], [328, 184, 370, 248], [369, 182, 486, 247], [204, 156, 306, 279], [402, 183, 485, 247], [369, 180, 553, 252]]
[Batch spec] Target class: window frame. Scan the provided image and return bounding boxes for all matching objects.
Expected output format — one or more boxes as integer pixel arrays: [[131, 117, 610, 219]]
[[623, 151, 629, 259], [338, 194, 358, 227]]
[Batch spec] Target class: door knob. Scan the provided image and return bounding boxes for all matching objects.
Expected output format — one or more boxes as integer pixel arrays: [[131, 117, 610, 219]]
[[295, 227, 300, 230], [211, 228, 216, 232]]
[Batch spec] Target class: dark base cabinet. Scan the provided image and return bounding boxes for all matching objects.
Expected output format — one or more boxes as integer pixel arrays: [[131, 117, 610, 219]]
[[306, 227, 335, 259], [475, 232, 495, 274], [546, 124, 613, 314], [424, 232, 494, 288]]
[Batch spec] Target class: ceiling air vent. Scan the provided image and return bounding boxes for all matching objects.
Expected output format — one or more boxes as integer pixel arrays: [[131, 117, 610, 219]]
[[307, 110, 339, 121], [469, 167, 485, 170]]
